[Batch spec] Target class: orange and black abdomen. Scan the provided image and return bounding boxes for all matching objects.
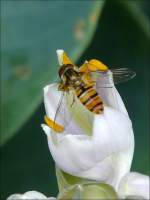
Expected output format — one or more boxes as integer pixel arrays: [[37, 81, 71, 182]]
[[75, 85, 104, 114]]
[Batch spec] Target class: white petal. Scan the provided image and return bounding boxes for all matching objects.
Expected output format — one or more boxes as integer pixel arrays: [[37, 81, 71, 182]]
[[7, 191, 54, 199], [84, 107, 133, 185], [43, 83, 92, 137], [7, 194, 22, 200], [42, 124, 95, 174], [77, 107, 134, 188], [44, 83, 64, 125], [56, 49, 64, 65], [118, 172, 150, 199], [23, 191, 47, 199], [42, 106, 134, 189], [44, 83, 74, 130], [96, 70, 128, 116], [43, 52, 134, 190]]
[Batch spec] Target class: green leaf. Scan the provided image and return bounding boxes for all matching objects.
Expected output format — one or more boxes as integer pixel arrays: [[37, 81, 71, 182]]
[[1, 1, 105, 145], [117, 0, 150, 39]]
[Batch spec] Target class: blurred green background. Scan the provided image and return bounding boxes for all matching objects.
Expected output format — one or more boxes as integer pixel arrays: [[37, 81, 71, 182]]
[[1, 0, 149, 199]]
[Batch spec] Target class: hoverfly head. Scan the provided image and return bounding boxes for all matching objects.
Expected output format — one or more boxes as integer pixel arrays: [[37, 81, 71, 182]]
[[59, 64, 73, 80]]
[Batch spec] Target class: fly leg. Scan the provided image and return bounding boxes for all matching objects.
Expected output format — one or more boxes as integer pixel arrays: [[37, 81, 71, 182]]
[[58, 83, 69, 91], [79, 60, 109, 85], [71, 93, 76, 107]]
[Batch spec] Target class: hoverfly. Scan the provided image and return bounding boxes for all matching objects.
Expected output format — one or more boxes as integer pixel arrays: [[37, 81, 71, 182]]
[[45, 56, 136, 133]]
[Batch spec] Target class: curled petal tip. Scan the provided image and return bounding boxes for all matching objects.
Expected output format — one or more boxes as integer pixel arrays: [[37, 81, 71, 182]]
[[56, 49, 64, 65], [118, 172, 150, 199], [43, 85, 50, 93], [56, 49, 64, 54], [41, 124, 51, 137], [7, 191, 51, 199]]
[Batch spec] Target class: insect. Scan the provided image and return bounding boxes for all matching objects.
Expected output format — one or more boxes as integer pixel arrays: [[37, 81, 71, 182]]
[[58, 63, 104, 114], [44, 54, 136, 133]]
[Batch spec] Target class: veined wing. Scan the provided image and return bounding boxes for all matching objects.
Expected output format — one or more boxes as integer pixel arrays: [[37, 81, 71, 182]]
[[111, 68, 136, 84], [44, 91, 65, 133], [44, 89, 77, 133], [90, 68, 136, 87]]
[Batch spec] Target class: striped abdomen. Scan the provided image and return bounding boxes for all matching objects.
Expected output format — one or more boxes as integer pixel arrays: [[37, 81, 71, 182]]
[[75, 85, 104, 114]]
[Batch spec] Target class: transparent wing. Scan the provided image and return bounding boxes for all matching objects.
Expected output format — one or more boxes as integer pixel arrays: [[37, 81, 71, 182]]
[[53, 90, 77, 132], [111, 68, 136, 84], [89, 68, 136, 88], [54, 91, 65, 125], [53, 88, 94, 135], [53, 89, 89, 134]]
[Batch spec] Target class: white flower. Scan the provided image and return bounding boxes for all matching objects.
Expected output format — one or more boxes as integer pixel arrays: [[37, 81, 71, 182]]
[[7, 191, 56, 200], [42, 50, 150, 199]]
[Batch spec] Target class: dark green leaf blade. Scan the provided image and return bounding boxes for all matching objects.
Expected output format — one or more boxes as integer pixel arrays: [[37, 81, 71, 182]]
[[1, 1, 105, 145]]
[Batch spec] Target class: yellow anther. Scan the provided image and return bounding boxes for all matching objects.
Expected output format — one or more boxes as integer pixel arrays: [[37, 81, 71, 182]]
[[44, 115, 64, 133], [88, 59, 108, 71], [62, 52, 74, 65], [79, 62, 89, 73]]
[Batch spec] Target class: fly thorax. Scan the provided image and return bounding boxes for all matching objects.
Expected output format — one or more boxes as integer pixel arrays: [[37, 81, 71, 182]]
[[73, 79, 83, 88]]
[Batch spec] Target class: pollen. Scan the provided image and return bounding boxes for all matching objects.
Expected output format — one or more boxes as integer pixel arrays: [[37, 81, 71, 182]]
[[88, 59, 108, 71], [62, 52, 73, 65], [44, 115, 64, 133]]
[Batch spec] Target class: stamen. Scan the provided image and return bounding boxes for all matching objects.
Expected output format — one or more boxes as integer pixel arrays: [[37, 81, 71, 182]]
[[63, 52, 73, 65], [88, 59, 109, 71], [44, 115, 64, 133]]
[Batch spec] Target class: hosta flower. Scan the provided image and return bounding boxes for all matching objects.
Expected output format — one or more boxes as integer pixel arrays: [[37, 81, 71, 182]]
[[42, 50, 149, 199], [7, 191, 56, 200]]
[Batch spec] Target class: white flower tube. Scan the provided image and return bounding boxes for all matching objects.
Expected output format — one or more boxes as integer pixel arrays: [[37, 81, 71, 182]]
[[42, 50, 134, 189], [7, 191, 56, 200]]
